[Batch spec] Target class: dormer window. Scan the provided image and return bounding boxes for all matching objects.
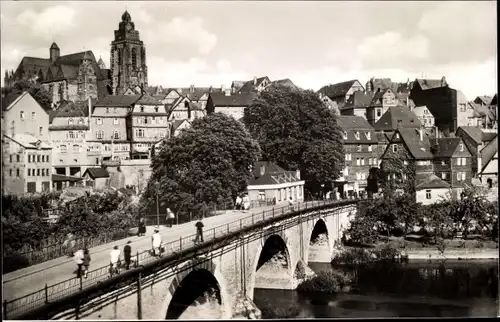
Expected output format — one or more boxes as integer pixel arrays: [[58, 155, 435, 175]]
[[395, 133, 400, 139], [78, 118, 84, 125], [342, 131, 347, 140], [365, 132, 371, 140], [106, 108, 110, 113], [68, 118, 74, 125], [355, 132, 360, 140], [154, 106, 159, 113]]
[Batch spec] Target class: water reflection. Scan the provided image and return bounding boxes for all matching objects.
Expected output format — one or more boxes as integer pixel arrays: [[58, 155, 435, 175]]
[[254, 260, 498, 318]]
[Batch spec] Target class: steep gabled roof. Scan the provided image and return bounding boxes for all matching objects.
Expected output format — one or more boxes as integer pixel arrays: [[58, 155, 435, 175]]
[[475, 95, 493, 106], [209, 92, 257, 107], [415, 78, 447, 90], [337, 115, 374, 130], [370, 88, 391, 105], [239, 76, 270, 93], [374, 106, 421, 131], [94, 95, 141, 107], [83, 167, 110, 179], [343, 91, 373, 109], [398, 128, 434, 160], [480, 135, 498, 173], [416, 173, 451, 190], [53, 100, 90, 117], [171, 119, 190, 132], [434, 137, 462, 158], [456, 126, 484, 145], [1, 91, 25, 111], [136, 95, 163, 105], [317, 80, 360, 100], [270, 78, 298, 89]]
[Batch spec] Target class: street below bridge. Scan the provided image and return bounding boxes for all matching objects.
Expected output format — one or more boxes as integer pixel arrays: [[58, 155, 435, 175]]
[[2, 202, 307, 304]]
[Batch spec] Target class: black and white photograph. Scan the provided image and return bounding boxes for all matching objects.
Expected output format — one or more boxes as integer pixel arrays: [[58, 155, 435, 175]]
[[1, 0, 498, 320]]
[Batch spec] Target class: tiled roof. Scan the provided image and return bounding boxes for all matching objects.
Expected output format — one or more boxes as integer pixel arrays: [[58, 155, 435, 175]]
[[490, 94, 497, 105], [398, 128, 434, 160], [239, 76, 270, 93], [19, 57, 52, 75], [209, 92, 257, 107], [83, 167, 110, 179], [374, 106, 421, 131], [482, 132, 497, 142], [270, 79, 298, 89], [415, 78, 447, 90], [94, 95, 141, 107], [480, 136, 498, 173], [53, 100, 90, 117], [337, 115, 374, 130], [412, 105, 433, 118], [136, 95, 163, 105], [476, 95, 493, 106], [415, 173, 451, 189], [317, 80, 359, 99], [4, 133, 52, 149], [343, 91, 373, 109], [248, 161, 300, 186], [370, 89, 391, 105], [434, 137, 462, 158], [456, 126, 484, 145], [367, 78, 398, 92], [52, 174, 83, 182], [231, 81, 246, 90], [1, 91, 24, 111], [171, 119, 190, 132], [471, 102, 495, 121]]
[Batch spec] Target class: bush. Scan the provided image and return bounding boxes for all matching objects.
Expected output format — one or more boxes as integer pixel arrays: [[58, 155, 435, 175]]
[[331, 245, 401, 265], [297, 270, 352, 293], [259, 302, 301, 319]]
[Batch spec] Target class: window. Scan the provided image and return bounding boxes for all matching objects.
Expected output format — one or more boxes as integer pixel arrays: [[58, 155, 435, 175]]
[[73, 144, 79, 152], [16, 168, 20, 177], [140, 106, 145, 112], [28, 154, 31, 163], [442, 172, 447, 179], [392, 144, 398, 152], [144, 117, 148, 124], [41, 169, 44, 176], [68, 118, 74, 125], [96, 118, 103, 125], [342, 131, 348, 140], [355, 132, 360, 140], [404, 160, 408, 165], [357, 145, 362, 152], [424, 109, 428, 115], [459, 143, 464, 152], [356, 158, 360, 166], [9, 155, 12, 163], [37, 155, 40, 162], [113, 108, 117, 113], [96, 130, 104, 139], [37, 169, 40, 176], [113, 131, 119, 140], [152, 117, 156, 124], [28, 169, 31, 176], [395, 133, 400, 139], [20, 111, 25, 119], [461, 158, 466, 165], [345, 154, 351, 161], [457, 158, 462, 166], [368, 145, 372, 152], [344, 167, 349, 176], [106, 108, 110, 113], [361, 158, 365, 165], [16, 154, 20, 162], [377, 109, 381, 117], [113, 118, 119, 125], [461, 172, 466, 181], [426, 190, 432, 199], [365, 132, 371, 140], [39, 126, 43, 136], [9, 169, 12, 176], [441, 160, 446, 166], [460, 104, 466, 112], [68, 131, 75, 139], [154, 106, 159, 113], [78, 131, 84, 138], [159, 118, 164, 125], [356, 172, 361, 180], [32, 112, 36, 120], [374, 158, 378, 165]]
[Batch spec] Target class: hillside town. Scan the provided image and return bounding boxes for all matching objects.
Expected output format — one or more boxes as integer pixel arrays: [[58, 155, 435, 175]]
[[1, 11, 498, 206]]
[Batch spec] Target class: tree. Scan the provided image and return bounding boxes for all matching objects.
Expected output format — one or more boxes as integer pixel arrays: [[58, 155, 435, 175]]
[[243, 84, 344, 196], [2, 79, 53, 110], [141, 113, 261, 220]]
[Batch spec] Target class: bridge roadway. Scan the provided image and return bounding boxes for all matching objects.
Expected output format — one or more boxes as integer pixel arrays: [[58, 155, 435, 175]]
[[2, 202, 311, 304]]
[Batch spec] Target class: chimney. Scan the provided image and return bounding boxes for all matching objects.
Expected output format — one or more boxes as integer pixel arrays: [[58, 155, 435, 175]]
[[253, 77, 257, 86], [441, 76, 446, 87], [220, 84, 224, 92], [190, 85, 194, 93], [232, 87, 236, 94], [224, 88, 231, 96], [209, 86, 212, 93], [295, 170, 300, 180], [259, 164, 265, 176], [419, 128, 423, 141]]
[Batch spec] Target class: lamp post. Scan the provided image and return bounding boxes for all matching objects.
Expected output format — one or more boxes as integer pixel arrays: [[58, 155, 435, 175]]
[[154, 181, 160, 228]]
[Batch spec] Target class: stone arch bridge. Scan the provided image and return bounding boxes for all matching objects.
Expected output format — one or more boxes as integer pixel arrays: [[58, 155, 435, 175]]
[[23, 201, 358, 320]]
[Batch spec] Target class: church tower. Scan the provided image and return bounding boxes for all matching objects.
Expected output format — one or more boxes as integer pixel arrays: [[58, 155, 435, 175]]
[[110, 11, 148, 95]]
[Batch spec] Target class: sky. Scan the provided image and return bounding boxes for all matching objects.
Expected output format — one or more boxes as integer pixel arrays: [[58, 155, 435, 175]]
[[0, 1, 497, 99]]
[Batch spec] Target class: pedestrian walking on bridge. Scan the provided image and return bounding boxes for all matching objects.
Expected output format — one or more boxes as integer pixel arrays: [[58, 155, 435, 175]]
[[82, 248, 91, 278], [124, 241, 132, 270], [194, 220, 204, 244], [109, 246, 121, 277], [152, 229, 162, 256], [74, 248, 84, 278]]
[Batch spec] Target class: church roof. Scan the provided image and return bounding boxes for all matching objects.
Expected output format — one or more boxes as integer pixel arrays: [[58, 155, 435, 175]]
[[50, 42, 59, 50]]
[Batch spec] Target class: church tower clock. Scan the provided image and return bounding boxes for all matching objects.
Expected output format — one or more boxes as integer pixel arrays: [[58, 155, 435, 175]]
[[110, 11, 148, 95]]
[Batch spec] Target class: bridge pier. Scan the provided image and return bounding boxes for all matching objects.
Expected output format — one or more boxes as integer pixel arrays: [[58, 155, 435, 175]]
[[232, 293, 261, 319]]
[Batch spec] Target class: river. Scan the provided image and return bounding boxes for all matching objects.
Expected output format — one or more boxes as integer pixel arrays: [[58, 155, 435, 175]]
[[254, 260, 499, 318]]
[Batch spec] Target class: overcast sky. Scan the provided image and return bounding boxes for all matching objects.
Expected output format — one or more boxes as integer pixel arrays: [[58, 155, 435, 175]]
[[1, 1, 496, 99]]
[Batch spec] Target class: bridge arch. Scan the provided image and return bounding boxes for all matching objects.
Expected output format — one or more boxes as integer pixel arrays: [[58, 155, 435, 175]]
[[248, 233, 293, 299], [162, 259, 231, 319], [305, 217, 332, 264]]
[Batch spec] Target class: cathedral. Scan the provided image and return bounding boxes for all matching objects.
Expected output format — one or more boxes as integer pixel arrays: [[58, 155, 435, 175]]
[[5, 11, 148, 107]]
